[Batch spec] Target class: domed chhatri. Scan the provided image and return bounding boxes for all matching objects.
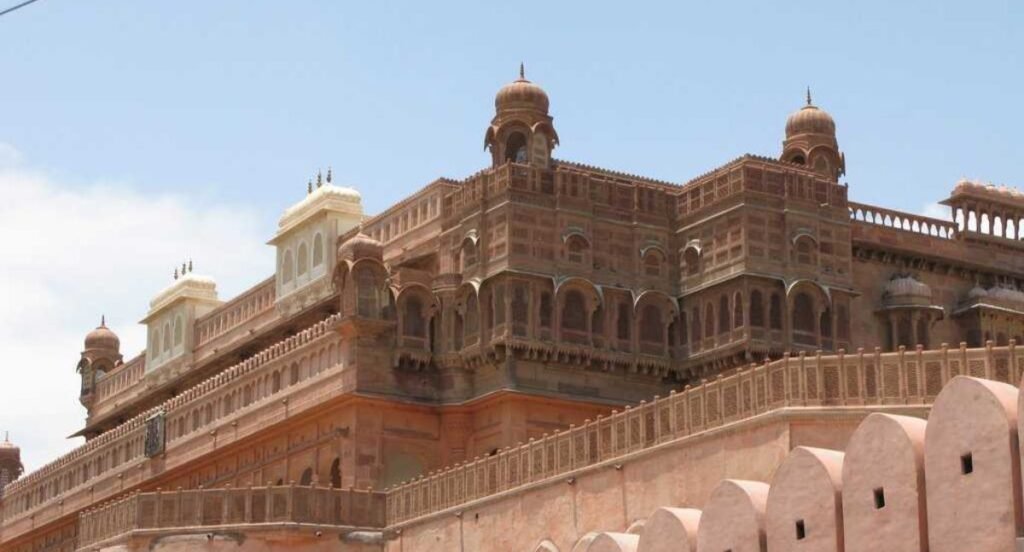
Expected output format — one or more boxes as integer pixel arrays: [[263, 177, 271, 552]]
[[338, 231, 384, 262], [484, 64, 559, 169], [494, 63, 550, 114], [84, 316, 120, 353], [785, 88, 837, 138], [780, 87, 845, 181]]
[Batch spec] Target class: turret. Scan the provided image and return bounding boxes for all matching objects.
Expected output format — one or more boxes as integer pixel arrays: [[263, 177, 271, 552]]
[[77, 316, 122, 407], [0, 432, 23, 497], [484, 64, 559, 168], [781, 88, 845, 181]]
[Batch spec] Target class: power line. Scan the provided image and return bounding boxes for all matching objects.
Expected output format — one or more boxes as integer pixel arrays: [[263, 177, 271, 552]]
[[0, 0, 42, 18]]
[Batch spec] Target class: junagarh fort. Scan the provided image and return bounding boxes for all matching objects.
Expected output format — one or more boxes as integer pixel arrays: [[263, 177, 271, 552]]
[[3, 67, 1024, 552]]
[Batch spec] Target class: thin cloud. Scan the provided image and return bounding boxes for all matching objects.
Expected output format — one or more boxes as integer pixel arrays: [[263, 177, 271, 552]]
[[0, 145, 273, 471]]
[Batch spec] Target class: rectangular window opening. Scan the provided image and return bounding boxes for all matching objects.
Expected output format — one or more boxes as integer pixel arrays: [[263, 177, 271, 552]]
[[961, 452, 974, 475], [873, 487, 886, 509], [795, 519, 806, 540]]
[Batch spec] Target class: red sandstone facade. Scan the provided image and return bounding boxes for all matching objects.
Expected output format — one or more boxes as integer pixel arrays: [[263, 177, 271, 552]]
[[2, 69, 1024, 551]]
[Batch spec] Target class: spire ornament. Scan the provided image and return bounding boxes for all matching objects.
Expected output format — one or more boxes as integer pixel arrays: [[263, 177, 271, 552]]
[[519, 62, 525, 80], [316, 170, 323, 188], [174, 267, 179, 280], [307, 179, 313, 194], [101, 315, 106, 327], [326, 167, 332, 184], [806, 86, 813, 106], [188, 259, 193, 273]]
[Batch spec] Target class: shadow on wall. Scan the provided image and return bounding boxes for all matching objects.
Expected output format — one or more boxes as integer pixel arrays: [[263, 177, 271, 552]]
[[561, 375, 1022, 552]]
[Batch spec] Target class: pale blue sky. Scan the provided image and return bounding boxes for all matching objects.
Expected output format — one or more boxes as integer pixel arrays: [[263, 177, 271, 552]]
[[0, 1, 1022, 469], [2, 0, 1021, 223]]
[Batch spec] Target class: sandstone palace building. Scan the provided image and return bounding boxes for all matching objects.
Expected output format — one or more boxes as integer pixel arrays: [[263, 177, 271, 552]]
[[4, 69, 1024, 552]]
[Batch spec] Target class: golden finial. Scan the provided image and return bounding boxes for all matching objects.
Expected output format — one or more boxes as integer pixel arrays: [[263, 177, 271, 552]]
[[806, 86, 813, 106], [519, 62, 525, 80], [307, 179, 313, 194], [326, 167, 332, 184], [101, 315, 106, 327], [316, 170, 323, 188]]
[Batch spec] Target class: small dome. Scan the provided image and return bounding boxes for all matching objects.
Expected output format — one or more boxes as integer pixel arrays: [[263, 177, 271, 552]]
[[785, 90, 835, 138], [84, 318, 120, 352], [338, 232, 384, 262], [884, 276, 932, 301], [495, 64, 549, 114], [967, 285, 989, 299], [988, 286, 1024, 304]]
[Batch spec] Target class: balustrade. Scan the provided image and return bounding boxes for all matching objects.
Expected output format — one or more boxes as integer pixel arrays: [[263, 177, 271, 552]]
[[194, 277, 276, 348], [385, 341, 1024, 524], [848, 201, 957, 239], [1, 313, 345, 528], [76, 485, 386, 549]]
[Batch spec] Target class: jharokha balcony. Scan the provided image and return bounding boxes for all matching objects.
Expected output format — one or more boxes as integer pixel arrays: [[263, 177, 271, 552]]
[[77, 485, 385, 550]]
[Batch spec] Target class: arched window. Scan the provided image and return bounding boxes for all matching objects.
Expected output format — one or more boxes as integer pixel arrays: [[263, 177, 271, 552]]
[[271, 371, 281, 393], [539, 292, 552, 329], [290, 363, 299, 385], [282, 249, 295, 283], [733, 292, 744, 329], [792, 293, 815, 333], [162, 322, 172, 353], [643, 251, 662, 277], [640, 305, 662, 343], [691, 307, 701, 343], [683, 247, 701, 276], [769, 293, 783, 330], [173, 316, 183, 346], [356, 267, 379, 318], [512, 285, 529, 336], [704, 303, 715, 339], [794, 236, 816, 265], [790, 154, 806, 165], [505, 132, 528, 163], [617, 302, 631, 340], [718, 295, 730, 335], [151, 329, 160, 358], [462, 240, 478, 270], [750, 290, 764, 327], [312, 233, 324, 267], [561, 290, 587, 332], [297, 242, 309, 276], [464, 294, 479, 336], [403, 295, 426, 337], [299, 468, 313, 486], [566, 236, 588, 264], [330, 457, 341, 488]]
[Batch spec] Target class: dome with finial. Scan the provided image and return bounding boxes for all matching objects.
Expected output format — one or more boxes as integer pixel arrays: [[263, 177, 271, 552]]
[[495, 63, 550, 114], [338, 230, 384, 262], [883, 275, 933, 306], [84, 316, 120, 352], [785, 88, 836, 138]]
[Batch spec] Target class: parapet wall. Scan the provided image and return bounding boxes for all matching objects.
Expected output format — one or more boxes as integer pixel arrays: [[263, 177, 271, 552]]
[[389, 373, 1024, 552], [385, 341, 1023, 525]]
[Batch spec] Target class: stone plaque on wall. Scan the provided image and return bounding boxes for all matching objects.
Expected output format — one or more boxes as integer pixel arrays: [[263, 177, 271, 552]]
[[144, 411, 166, 458]]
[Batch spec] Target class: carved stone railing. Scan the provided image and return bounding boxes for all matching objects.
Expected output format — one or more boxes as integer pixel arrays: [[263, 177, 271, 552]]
[[0, 313, 345, 533], [194, 277, 276, 348], [385, 342, 1024, 524], [93, 355, 146, 404], [849, 201, 958, 239], [77, 485, 386, 550]]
